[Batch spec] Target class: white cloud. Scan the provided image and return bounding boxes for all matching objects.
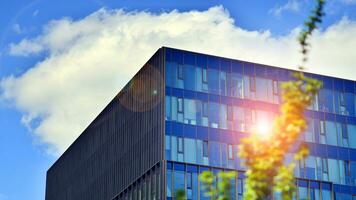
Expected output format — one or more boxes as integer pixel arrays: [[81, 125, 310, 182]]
[[269, 0, 301, 16], [2, 6, 356, 155], [9, 38, 43, 56]]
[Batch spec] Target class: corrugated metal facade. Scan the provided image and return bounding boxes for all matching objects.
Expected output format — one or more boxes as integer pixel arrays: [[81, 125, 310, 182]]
[[45, 48, 166, 200]]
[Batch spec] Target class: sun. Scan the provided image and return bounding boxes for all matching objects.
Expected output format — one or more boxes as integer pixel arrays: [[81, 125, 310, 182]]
[[255, 120, 272, 139]]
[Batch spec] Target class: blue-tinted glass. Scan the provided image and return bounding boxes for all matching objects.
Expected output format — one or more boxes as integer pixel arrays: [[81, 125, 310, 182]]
[[196, 140, 203, 165], [319, 89, 334, 113], [335, 193, 352, 200], [348, 124, 356, 149], [328, 159, 340, 184], [351, 162, 356, 186], [228, 72, 244, 98], [244, 62, 254, 76], [321, 189, 332, 200], [306, 156, 316, 179], [208, 56, 219, 69], [184, 99, 197, 125], [346, 93, 355, 116], [256, 77, 268, 102], [191, 172, 198, 200], [166, 135, 171, 160], [166, 62, 173, 87], [221, 143, 227, 168], [220, 104, 227, 129], [220, 71, 227, 96], [298, 186, 308, 200], [168, 62, 184, 89], [167, 170, 172, 197], [174, 171, 185, 194], [326, 121, 338, 146], [184, 65, 196, 91], [184, 52, 195, 66], [184, 138, 196, 164], [208, 68, 220, 94], [209, 102, 220, 128], [209, 141, 221, 167], [172, 49, 183, 64], [166, 96, 171, 120], [171, 136, 177, 161], [231, 60, 243, 73]]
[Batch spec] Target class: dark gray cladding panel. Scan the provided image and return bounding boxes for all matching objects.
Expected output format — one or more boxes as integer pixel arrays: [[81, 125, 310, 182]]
[[45, 48, 165, 200]]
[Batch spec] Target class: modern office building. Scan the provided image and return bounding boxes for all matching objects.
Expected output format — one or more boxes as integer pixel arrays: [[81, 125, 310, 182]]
[[45, 47, 356, 200]]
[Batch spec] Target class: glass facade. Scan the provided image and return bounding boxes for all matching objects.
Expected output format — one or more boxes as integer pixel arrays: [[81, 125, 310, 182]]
[[165, 48, 356, 200]]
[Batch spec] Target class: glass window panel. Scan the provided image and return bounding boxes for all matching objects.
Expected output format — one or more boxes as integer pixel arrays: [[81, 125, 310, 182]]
[[165, 135, 171, 160], [178, 137, 184, 162], [310, 188, 321, 200], [345, 93, 355, 116], [184, 65, 196, 91], [221, 143, 227, 168], [166, 62, 173, 87], [305, 119, 315, 142], [233, 106, 245, 132], [171, 97, 178, 122], [328, 159, 340, 184], [165, 96, 171, 120], [209, 102, 220, 128], [350, 161, 356, 186], [196, 67, 203, 92], [348, 124, 356, 149], [184, 138, 196, 164], [306, 156, 316, 179], [228, 144, 233, 160], [170, 62, 184, 89], [209, 141, 221, 167], [326, 121, 337, 146], [196, 140, 204, 165], [184, 99, 197, 125], [256, 77, 268, 102], [220, 71, 227, 95], [173, 171, 185, 196], [220, 104, 228, 129], [237, 178, 243, 200], [321, 190, 331, 200], [339, 160, 346, 185], [318, 89, 334, 113], [202, 102, 209, 127], [208, 68, 220, 94], [171, 136, 177, 161], [298, 187, 308, 200], [243, 75, 256, 100], [228, 72, 244, 98], [335, 193, 352, 200]]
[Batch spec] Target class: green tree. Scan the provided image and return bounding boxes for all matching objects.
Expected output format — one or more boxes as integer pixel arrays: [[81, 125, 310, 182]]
[[197, 1, 325, 200]]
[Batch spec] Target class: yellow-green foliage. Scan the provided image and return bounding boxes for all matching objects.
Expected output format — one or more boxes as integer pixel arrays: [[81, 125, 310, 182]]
[[239, 72, 322, 200], [197, 1, 325, 199]]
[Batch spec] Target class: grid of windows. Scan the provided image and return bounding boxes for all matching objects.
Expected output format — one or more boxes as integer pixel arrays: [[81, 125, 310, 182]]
[[166, 60, 356, 116], [165, 48, 356, 200]]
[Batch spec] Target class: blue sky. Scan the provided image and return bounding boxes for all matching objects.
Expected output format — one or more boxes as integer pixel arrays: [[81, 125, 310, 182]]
[[0, 0, 355, 200]]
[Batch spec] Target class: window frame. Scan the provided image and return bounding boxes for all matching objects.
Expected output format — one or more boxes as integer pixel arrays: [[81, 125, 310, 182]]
[[249, 76, 256, 92], [228, 144, 233, 160], [202, 68, 208, 83], [272, 79, 279, 95], [178, 137, 184, 153], [320, 120, 326, 135], [177, 98, 183, 114], [203, 140, 209, 157]]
